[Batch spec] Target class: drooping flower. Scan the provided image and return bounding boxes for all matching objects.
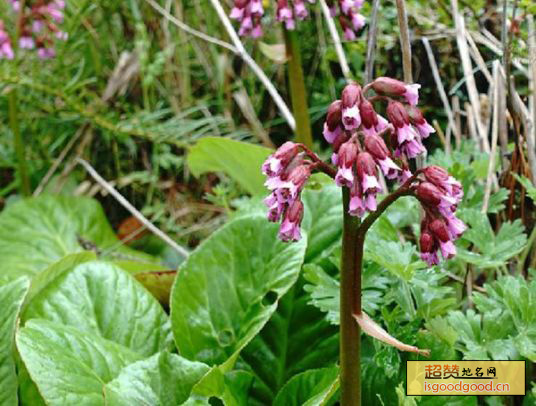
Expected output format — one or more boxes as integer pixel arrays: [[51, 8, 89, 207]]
[[278, 199, 304, 241], [334, 140, 358, 188], [407, 106, 435, 139], [341, 83, 362, 131], [386, 101, 426, 158], [371, 77, 421, 106]]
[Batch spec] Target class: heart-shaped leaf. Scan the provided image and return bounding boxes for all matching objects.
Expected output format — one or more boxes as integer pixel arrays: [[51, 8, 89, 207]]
[[0, 277, 30, 406], [16, 319, 143, 406], [22, 260, 173, 357], [187, 137, 272, 196], [0, 196, 154, 280], [171, 216, 306, 367]]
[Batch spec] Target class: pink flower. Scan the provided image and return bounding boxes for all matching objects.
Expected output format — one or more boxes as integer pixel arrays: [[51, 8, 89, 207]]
[[279, 199, 304, 242], [335, 141, 358, 188], [19, 36, 35, 49], [341, 83, 362, 130], [294, 0, 308, 19], [371, 77, 421, 106]]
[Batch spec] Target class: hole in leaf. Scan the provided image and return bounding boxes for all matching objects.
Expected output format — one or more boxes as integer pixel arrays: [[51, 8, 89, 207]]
[[262, 290, 278, 306], [217, 329, 234, 347]]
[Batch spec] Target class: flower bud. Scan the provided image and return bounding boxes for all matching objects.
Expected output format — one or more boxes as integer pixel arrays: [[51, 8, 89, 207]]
[[356, 152, 376, 178], [415, 182, 442, 206], [371, 77, 407, 96], [338, 141, 358, 169], [360, 98, 378, 134], [371, 77, 421, 106], [364, 133, 389, 161], [423, 165, 449, 185], [386, 101, 410, 129], [341, 83, 362, 109], [326, 100, 343, 130], [419, 231, 435, 253], [429, 218, 450, 242]]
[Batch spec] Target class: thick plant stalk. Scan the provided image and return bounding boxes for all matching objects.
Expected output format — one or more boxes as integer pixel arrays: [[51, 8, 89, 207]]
[[8, 90, 30, 196], [340, 188, 361, 406], [284, 29, 313, 147]]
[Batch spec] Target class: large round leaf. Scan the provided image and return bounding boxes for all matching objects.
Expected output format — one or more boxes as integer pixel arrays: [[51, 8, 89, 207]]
[[0, 196, 153, 280], [171, 216, 306, 366], [0, 277, 29, 406], [16, 319, 143, 406], [22, 260, 173, 357]]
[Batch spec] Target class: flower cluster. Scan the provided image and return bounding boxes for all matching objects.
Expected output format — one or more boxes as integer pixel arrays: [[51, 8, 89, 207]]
[[6, 0, 67, 59], [262, 142, 311, 241], [230, 0, 264, 38], [416, 166, 466, 265], [229, 0, 366, 40], [327, 0, 366, 40], [261, 77, 465, 266]]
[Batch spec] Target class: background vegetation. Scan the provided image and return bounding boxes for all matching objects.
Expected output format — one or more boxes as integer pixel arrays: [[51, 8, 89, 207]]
[[0, 0, 535, 404]]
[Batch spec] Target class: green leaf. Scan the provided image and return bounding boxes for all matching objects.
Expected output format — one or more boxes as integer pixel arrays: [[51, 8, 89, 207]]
[[171, 216, 306, 366], [447, 310, 517, 360], [24, 252, 96, 308], [473, 276, 536, 361], [273, 367, 339, 406], [513, 174, 536, 203], [301, 185, 343, 262], [187, 137, 272, 195], [0, 277, 29, 406], [239, 281, 339, 403], [23, 260, 173, 357], [365, 237, 426, 281], [105, 352, 210, 405], [457, 210, 527, 268], [0, 196, 153, 280], [303, 262, 388, 325], [16, 319, 143, 406]]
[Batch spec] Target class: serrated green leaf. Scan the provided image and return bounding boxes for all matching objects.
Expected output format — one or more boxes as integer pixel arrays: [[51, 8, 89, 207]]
[[303, 263, 388, 325], [0, 277, 29, 406], [273, 367, 339, 406], [22, 260, 173, 357], [365, 238, 425, 281], [0, 196, 153, 281], [457, 210, 527, 268], [187, 137, 272, 195], [473, 276, 536, 361], [447, 310, 517, 360], [171, 216, 306, 367], [513, 174, 536, 203]]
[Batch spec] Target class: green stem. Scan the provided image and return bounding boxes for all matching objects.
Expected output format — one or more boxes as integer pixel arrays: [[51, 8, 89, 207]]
[[8, 89, 30, 196], [284, 29, 313, 147], [340, 188, 361, 406]]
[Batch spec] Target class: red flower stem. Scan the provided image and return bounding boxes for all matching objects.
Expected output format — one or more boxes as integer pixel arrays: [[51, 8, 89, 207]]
[[340, 187, 361, 406]]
